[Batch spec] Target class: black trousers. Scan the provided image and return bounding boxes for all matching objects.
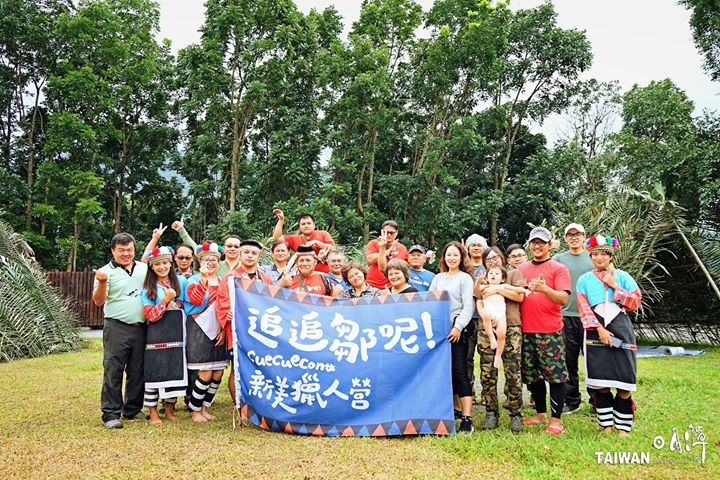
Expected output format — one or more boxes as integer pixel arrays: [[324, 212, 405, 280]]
[[451, 324, 474, 398], [563, 315, 595, 408], [101, 318, 146, 421]]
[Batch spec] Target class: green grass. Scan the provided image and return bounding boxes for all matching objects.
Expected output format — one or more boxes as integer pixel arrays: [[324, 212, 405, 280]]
[[0, 340, 718, 479]]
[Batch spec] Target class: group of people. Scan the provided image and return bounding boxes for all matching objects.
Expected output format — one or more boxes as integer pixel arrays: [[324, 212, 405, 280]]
[[92, 210, 641, 438]]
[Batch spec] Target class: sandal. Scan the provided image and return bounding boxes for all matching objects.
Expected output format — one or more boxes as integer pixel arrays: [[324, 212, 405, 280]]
[[545, 424, 566, 435]]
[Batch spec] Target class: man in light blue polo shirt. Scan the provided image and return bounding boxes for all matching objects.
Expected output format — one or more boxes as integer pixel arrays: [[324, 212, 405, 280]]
[[93, 232, 148, 429]]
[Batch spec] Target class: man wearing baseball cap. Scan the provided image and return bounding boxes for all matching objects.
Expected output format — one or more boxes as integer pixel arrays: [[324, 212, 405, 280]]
[[554, 223, 594, 414], [517, 226, 571, 435], [407, 245, 435, 292]]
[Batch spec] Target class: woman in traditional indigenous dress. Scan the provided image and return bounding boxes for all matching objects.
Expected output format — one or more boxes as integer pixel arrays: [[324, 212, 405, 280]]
[[185, 241, 228, 422], [576, 235, 642, 436], [141, 246, 188, 425]]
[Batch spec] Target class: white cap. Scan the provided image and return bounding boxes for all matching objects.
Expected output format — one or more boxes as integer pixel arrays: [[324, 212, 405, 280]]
[[564, 223, 585, 235]]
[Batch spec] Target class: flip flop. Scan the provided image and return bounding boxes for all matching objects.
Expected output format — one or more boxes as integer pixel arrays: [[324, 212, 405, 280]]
[[545, 424, 566, 435], [523, 417, 545, 426]]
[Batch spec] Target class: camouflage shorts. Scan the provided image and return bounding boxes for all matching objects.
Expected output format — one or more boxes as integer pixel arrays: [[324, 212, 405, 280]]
[[521, 332, 568, 385]]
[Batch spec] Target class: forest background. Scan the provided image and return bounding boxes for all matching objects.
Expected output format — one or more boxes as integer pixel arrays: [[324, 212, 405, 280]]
[[1, 0, 719, 331]]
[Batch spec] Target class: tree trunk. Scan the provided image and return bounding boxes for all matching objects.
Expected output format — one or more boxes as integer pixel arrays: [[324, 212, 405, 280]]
[[25, 84, 42, 231], [114, 126, 131, 233]]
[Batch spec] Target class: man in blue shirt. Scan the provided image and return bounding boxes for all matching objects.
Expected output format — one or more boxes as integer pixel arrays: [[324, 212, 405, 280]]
[[407, 245, 435, 291]]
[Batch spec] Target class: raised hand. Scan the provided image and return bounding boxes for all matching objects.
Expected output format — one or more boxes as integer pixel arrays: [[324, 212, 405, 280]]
[[272, 208, 285, 222], [171, 218, 184, 231], [377, 230, 388, 249], [93, 269, 108, 283], [152, 223, 168, 241]]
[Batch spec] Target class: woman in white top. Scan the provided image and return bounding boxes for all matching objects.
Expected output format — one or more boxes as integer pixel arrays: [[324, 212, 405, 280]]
[[429, 241, 475, 434]]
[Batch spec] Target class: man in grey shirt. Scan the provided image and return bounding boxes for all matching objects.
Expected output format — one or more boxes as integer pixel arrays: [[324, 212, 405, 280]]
[[554, 223, 594, 413]]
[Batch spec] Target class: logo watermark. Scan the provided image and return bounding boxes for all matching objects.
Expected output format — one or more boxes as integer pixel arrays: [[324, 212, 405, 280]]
[[653, 424, 707, 465], [594, 424, 708, 465]]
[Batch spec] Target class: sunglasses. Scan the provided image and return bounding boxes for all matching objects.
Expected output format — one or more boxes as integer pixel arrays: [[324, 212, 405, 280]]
[[175, 256, 192, 261]]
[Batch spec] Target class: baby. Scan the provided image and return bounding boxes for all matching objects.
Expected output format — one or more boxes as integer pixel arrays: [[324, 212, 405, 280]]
[[479, 266, 526, 369]]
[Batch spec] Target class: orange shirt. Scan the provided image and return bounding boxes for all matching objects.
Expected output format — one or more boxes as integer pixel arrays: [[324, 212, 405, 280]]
[[366, 239, 408, 288], [215, 267, 273, 344], [285, 230, 335, 273], [290, 273, 334, 296]]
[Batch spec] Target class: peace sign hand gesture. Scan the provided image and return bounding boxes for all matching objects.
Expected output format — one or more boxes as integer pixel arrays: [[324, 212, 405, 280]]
[[151, 223, 167, 241]]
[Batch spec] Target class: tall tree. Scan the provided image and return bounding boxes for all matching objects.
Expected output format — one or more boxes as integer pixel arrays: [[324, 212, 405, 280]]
[[483, 1, 592, 244], [681, 0, 720, 81]]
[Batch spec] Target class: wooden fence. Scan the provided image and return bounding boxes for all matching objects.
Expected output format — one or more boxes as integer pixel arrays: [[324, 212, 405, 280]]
[[47, 271, 104, 327]]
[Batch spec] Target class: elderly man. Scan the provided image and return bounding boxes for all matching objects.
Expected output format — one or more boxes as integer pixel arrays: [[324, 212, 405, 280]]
[[326, 251, 350, 291], [407, 245, 435, 292], [365, 220, 408, 289], [279, 245, 341, 297], [215, 239, 274, 401], [554, 223, 594, 414], [272, 209, 335, 273], [518, 227, 571, 435], [259, 240, 290, 284], [92, 232, 149, 429]]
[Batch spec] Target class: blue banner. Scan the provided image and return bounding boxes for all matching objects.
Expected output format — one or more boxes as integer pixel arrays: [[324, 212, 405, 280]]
[[231, 279, 455, 436]]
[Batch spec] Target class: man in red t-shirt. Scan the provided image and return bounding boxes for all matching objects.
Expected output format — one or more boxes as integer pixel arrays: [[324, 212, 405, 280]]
[[278, 245, 341, 297], [517, 226, 571, 436], [365, 220, 409, 289], [272, 209, 335, 273]]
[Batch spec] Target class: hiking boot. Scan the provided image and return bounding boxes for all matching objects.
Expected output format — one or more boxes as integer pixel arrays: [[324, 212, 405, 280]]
[[454, 409, 462, 420], [480, 411, 499, 430], [509, 415, 524, 434], [459, 416, 474, 435]]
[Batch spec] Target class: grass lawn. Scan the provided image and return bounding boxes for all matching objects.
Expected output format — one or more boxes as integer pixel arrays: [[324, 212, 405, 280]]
[[0, 339, 718, 479]]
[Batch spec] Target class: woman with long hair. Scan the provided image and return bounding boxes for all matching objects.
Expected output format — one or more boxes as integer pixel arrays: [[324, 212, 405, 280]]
[[141, 246, 187, 425], [429, 241, 475, 434]]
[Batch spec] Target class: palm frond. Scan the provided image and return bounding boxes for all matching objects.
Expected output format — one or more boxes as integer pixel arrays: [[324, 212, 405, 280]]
[[0, 219, 81, 362]]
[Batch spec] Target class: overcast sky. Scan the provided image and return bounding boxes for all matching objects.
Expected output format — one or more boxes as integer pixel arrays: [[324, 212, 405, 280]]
[[157, 0, 720, 142]]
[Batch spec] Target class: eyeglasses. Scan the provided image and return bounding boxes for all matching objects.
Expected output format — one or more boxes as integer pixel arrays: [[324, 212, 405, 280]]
[[566, 233, 584, 239], [529, 240, 548, 246], [508, 254, 527, 259], [175, 256, 192, 261], [202, 258, 219, 264]]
